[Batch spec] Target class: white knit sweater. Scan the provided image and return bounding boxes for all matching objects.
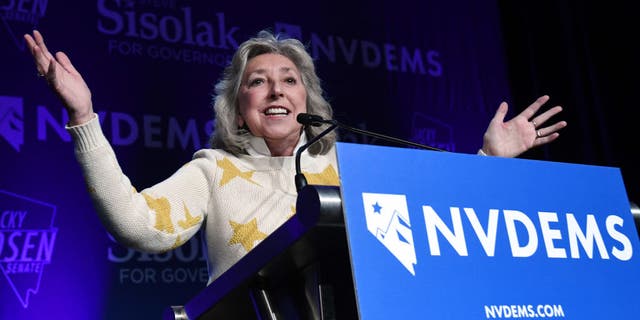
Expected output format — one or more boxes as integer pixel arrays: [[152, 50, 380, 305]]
[[67, 115, 339, 283]]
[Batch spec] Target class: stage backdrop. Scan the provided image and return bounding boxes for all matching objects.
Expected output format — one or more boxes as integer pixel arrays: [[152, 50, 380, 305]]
[[1, 0, 510, 318]]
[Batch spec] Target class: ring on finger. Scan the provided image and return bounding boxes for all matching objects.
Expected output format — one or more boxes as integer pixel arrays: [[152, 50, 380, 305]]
[[531, 120, 537, 127], [536, 130, 542, 138]]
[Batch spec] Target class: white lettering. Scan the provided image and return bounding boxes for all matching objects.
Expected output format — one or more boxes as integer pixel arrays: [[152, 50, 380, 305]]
[[421, 206, 634, 261], [504, 210, 538, 257], [567, 213, 609, 259], [606, 215, 633, 261], [538, 211, 567, 258], [423, 206, 468, 256], [464, 208, 498, 256]]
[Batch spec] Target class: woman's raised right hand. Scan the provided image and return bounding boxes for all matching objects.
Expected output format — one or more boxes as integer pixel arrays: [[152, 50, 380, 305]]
[[24, 30, 94, 126]]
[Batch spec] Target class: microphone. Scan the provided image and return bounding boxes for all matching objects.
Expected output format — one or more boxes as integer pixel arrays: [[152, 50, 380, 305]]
[[296, 113, 327, 127], [294, 114, 338, 192]]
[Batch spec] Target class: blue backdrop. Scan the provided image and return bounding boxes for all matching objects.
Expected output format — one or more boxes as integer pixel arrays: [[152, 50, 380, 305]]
[[2, 0, 512, 318]]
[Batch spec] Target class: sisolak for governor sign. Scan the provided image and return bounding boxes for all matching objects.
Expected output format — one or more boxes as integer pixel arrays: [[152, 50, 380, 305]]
[[336, 142, 640, 319]]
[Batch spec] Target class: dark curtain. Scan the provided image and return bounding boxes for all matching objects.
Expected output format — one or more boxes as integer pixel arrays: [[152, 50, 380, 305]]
[[498, 1, 640, 203]]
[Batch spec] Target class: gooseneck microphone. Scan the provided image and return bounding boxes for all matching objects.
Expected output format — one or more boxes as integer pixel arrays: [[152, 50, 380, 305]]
[[294, 115, 338, 192], [296, 113, 327, 127], [294, 113, 445, 192]]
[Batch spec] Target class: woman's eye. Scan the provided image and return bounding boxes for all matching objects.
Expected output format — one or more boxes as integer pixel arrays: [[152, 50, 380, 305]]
[[285, 77, 297, 85], [249, 78, 264, 86]]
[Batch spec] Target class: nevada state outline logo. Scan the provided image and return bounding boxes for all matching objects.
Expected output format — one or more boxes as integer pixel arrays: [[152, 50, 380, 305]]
[[0, 190, 57, 308], [362, 192, 417, 275]]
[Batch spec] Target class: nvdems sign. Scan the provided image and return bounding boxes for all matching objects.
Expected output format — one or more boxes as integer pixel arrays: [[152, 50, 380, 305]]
[[336, 142, 640, 319]]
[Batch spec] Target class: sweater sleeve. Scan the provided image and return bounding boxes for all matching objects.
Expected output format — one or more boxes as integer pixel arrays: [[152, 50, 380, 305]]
[[66, 115, 210, 253]]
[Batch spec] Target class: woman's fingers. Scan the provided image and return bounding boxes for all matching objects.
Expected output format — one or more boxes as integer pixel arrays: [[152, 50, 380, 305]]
[[24, 31, 54, 77], [55, 51, 78, 75], [536, 121, 568, 138], [532, 132, 560, 147], [521, 95, 550, 120], [33, 30, 54, 60], [531, 105, 564, 128]]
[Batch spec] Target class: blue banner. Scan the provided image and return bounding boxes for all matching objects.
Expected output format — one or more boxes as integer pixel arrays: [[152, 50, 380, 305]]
[[337, 142, 640, 319]]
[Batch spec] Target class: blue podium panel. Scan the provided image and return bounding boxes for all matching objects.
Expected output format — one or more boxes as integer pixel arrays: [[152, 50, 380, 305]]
[[336, 142, 640, 319]]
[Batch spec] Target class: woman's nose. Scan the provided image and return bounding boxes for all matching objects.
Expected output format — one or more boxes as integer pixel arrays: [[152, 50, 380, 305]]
[[270, 82, 284, 98]]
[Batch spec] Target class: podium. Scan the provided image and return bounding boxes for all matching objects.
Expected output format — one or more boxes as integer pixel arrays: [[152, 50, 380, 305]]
[[166, 142, 640, 319], [163, 184, 357, 320]]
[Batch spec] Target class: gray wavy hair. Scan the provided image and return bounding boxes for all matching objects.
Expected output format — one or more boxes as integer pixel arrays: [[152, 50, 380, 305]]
[[210, 30, 336, 155]]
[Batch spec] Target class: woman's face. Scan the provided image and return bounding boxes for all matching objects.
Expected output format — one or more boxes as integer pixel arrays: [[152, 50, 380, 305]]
[[237, 53, 307, 149]]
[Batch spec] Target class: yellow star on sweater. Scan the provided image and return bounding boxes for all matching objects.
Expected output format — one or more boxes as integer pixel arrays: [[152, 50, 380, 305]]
[[304, 164, 340, 186], [228, 218, 267, 252], [142, 193, 175, 234], [217, 157, 260, 187], [178, 202, 201, 229]]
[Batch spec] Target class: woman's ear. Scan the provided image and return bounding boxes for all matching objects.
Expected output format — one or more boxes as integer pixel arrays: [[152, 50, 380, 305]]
[[237, 115, 251, 132], [237, 114, 245, 128]]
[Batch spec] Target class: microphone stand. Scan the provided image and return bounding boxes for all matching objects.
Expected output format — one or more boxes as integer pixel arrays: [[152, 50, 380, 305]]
[[294, 123, 338, 192]]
